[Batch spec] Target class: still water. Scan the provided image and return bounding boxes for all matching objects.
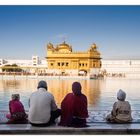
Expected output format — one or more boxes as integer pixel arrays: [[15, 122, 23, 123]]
[[0, 78, 140, 111]]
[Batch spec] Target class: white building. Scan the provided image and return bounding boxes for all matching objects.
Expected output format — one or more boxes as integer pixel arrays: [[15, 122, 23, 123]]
[[32, 56, 40, 66], [3, 59, 32, 67], [0, 56, 47, 67], [0, 56, 47, 73], [0, 59, 5, 65], [101, 60, 140, 78], [1, 57, 140, 78]]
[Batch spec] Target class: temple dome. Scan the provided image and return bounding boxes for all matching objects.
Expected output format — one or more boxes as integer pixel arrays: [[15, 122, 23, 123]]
[[57, 41, 72, 52], [91, 43, 97, 50]]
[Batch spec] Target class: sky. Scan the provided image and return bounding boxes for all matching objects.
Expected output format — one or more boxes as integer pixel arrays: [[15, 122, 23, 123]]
[[0, 5, 140, 60]]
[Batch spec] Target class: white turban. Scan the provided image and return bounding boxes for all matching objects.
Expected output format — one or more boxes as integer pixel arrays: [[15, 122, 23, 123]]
[[117, 89, 126, 101]]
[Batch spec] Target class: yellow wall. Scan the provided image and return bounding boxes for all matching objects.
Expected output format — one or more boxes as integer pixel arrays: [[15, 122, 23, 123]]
[[46, 42, 101, 73]]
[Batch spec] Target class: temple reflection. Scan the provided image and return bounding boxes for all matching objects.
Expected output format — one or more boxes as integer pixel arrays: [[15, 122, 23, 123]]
[[0, 79, 102, 109], [1, 78, 140, 110]]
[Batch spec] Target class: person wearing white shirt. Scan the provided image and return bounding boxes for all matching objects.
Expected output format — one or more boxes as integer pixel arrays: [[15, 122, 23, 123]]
[[28, 80, 61, 126]]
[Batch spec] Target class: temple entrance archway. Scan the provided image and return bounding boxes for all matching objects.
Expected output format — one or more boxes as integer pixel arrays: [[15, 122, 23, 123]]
[[78, 70, 87, 76]]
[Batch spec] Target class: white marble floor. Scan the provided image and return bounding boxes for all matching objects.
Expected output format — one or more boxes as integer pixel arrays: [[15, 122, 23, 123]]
[[1, 110, 140, 124]]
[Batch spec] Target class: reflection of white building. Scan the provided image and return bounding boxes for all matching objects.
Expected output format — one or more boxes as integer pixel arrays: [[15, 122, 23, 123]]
[[101, 60, 140, 78]]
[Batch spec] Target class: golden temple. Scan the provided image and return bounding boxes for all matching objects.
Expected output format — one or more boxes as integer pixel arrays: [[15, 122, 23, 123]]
[[46, 41, 101, 76]]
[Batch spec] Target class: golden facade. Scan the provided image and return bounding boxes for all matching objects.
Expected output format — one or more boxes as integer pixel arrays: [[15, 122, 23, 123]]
[[46, 41, 101, 75]]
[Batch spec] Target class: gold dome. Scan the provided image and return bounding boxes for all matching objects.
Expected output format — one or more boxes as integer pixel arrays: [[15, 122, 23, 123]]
[[91, 43, 97, 50], [57, 41, 72, 52]]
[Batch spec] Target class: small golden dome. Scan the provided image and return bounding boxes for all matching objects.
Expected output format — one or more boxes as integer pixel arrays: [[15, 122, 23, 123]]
[[91, 43, 97, 49], [47, 42, 54, 50]]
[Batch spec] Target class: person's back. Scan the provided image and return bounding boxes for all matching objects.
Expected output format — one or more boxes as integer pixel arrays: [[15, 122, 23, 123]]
[[113, 100, 132, 122], [73, 93, 88, 118], [106, 89, 132, 123], [59, 82, 88, 127], [29, 88, 56, 123], [9, 100, 25, 113], [6, 94, 27, 123], [28, 80, 61, 126]]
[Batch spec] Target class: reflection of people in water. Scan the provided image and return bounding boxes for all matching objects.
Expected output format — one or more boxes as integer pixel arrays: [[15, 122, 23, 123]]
[[106, 89, 132, 123], [59, 82, 88, 127], [6, 94, 28, 124]]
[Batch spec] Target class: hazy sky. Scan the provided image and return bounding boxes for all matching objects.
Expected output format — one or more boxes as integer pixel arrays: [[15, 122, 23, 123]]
[[0, 6, 140, 60]]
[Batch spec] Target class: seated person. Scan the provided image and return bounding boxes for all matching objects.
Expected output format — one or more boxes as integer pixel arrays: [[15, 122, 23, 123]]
[[59, 82, 88, 127], [6, 94, 28, 124], [28, 80, 61, 127], [106, 89, 132, 123]]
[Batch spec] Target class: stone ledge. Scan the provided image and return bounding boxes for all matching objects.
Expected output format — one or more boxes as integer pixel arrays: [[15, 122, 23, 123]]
[[1, 123, 140, 135], [1, 111, 140, 135]]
